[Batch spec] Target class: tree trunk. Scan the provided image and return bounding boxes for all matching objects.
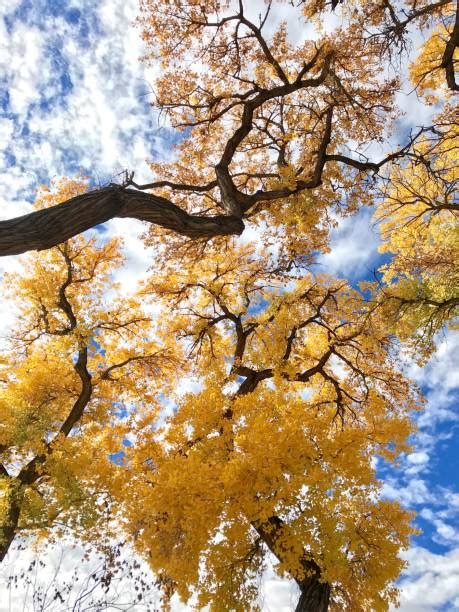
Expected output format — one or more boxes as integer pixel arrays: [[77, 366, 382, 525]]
[[252, 516, 331, 611], [296, 574, 331, 612], [0, 478, 23, 562]]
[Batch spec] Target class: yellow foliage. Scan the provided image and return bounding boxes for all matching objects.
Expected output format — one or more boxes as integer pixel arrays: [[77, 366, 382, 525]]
[[410, 19, 458, 101], [375, 105, 458, 360], [2, 0, 457, 608], [0, 178, 177, 552]]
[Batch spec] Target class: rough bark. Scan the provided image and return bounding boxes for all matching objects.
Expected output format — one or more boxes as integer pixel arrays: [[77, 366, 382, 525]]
[[0, 115, 428, 259], [296, 570, 331, 612], [441, 0, 459, 91], [253, 516, 331, 611], [0, 186, 245, 256]]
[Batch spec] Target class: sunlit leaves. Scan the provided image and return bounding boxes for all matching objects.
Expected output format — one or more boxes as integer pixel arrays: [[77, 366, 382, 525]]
[[2, 0, 457, 609], [0, 179, 176, 555], [375, 105, 458, 361], [111, 246, 421, 610]]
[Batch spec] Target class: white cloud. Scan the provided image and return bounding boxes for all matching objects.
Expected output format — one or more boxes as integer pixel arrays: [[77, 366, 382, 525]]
[[0, 22, 45, 119], [382, 328, 458, 500], [405, 331, 459, 393], [0, 537, 299, 611], [4, 537, 459, 612], [0, 0, 166, 223], [407, 451, 429, 464], [318, 208, 381, 279], [393, 547, 459, 612], [382, 478, 434, 506], [0, 3, 457, 612], [19, 2, 161, 181], [0, 118, 14, 151], [0, 253, 26, 346], [419, 508, 459, 547], [405, 451, 430, 476], [106, 217, 157, 295], [258, 562, 298, 612], [0, 537, 165, 611], [0, 0, 171, 331]]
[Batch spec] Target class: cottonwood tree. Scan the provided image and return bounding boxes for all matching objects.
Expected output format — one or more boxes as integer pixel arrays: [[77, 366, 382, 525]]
[[0, 179, 178, 563], [0, 1, 457, 611], [108, 247, 420, 611], [1, 219, 420, 610], [0, 0, 456, 257]]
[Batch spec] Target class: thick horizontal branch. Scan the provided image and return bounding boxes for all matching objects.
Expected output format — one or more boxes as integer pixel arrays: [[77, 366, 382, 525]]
[[0, 186, 245, 257], [0, 123, 433, 258]]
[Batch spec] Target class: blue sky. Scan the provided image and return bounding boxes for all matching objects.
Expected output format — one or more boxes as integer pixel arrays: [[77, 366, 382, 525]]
[[0, 1, 458, 610]]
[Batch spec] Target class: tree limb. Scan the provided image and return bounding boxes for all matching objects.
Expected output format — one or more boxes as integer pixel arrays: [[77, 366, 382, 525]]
[[0, 187, 245, 257]]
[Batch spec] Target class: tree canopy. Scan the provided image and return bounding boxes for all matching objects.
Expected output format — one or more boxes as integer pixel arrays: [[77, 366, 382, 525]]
[[0, 1, 458, 610]]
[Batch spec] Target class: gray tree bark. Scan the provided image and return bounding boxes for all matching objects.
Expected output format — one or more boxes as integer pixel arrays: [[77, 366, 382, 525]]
[[0, 186, 244, 256]]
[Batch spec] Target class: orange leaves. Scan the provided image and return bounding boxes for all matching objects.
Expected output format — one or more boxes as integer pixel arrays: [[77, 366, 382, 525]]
[[119, 243, 423, 609], [0, 175, 427, 607], [3, 1, 456, 606], [118, 373, 416, 609], [0, 178, 181, 557], [374, 106, 458, 360], [136, 0, 409, 268]]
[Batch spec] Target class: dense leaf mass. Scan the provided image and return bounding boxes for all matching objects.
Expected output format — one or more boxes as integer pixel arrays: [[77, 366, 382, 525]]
[[1, 0, 457, 610]]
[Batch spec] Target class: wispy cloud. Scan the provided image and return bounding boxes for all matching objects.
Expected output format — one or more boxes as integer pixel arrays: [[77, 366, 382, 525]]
[[317, 207, 384, 280]]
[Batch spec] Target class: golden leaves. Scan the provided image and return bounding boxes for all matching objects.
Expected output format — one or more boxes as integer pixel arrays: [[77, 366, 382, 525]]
[[117, 244, 422, 609], [410, 19, 458, 100], [375, 106, 458, 360], [3, 1, 456, 607], [0, 178, 180, 557]]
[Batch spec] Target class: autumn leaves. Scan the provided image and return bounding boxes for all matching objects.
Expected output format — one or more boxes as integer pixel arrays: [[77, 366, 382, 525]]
[[0, 0, 457, 609]]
